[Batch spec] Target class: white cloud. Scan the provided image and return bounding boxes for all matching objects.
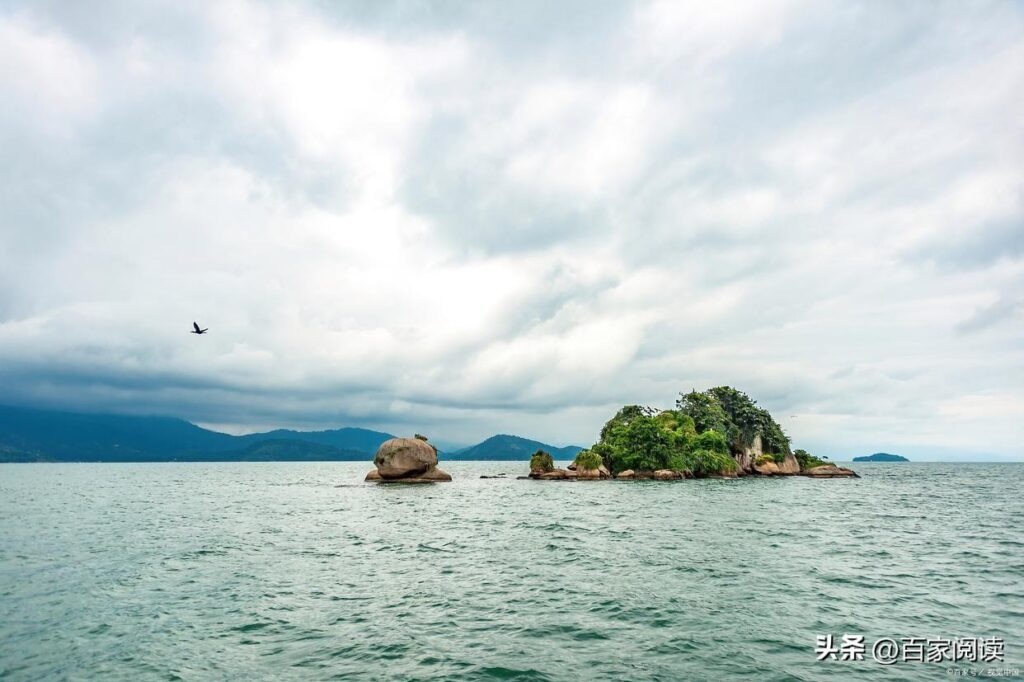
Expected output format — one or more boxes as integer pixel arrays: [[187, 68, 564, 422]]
[[0, 14, 99, 134], [0, 0, 1022, 457], [632, 0, 804, 66]]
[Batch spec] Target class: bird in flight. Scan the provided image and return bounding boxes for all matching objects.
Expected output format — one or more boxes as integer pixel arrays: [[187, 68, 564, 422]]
[[191, 321, 209, 335]]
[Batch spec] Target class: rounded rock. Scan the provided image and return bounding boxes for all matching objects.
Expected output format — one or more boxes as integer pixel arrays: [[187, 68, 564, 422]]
[[374, 437, 438, 479]]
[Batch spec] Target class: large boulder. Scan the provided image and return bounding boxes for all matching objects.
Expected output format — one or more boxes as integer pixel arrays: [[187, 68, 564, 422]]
[[374, 437, 437, 479], [753, 459, 780, 475], [617, 469, 635, 479], [653, 469, 682, 480], [366, 436, 451, 483]]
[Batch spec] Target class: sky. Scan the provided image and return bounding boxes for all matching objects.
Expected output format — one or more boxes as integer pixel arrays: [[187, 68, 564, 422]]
[[1, 1, 1022, 459]]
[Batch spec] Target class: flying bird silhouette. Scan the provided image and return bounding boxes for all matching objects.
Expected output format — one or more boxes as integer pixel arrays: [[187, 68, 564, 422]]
[[191, 321, 208, 335]]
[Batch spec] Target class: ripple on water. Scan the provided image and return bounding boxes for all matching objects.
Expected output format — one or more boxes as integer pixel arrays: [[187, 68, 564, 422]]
[[0, 461, 1021, 680]]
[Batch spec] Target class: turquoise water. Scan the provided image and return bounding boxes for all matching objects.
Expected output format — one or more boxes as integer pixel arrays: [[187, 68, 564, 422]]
[[0, 462, 1020, 680]]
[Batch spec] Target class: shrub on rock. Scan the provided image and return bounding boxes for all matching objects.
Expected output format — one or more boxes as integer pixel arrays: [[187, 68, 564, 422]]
[[529, 449, 555, 473], [574, 450, 603, 471], [794, 448, 827, 470]]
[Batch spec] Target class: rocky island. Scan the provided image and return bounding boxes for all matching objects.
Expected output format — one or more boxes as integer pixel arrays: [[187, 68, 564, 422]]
[[365, 435, 452, 483], [527, 387, 858, 480], [853, 452, 909, 462]]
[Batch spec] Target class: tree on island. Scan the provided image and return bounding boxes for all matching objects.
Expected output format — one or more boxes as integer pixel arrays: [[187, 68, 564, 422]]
[[576, 386, 831, 477], [678, 386, 790, 456]]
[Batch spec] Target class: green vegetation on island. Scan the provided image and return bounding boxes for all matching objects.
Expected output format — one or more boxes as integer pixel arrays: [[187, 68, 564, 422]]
[[551, 386, 858, 479], [794, 449, 829, 469], [573, 450, 603, 471]]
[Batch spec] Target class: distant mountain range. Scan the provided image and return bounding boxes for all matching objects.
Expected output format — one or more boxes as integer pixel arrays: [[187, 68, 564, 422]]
[[852, 452, 909, 462], [0, 405, 582, 463], [0, 405, 392, 462], [446, 434, 583, 461]]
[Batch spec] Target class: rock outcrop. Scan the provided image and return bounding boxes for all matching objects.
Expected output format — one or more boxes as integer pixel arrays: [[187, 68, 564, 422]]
[[801, 464, 859, 478], [530, 468, 576, 480], [365, 437, 452, 483], [576, 464, 612, 480], [752, 452, 809, 476], [527, 456, 859, 481], [735, 434, 763, 474], [777, 452, 800, 474]]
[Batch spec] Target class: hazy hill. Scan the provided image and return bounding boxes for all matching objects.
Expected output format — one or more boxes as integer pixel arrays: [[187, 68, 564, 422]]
[[191, 439, 368, 462], [0, 405, 394, 462], [853, 452, 909, 462], [234, 427, 394, 454], [0, 405, 584, 463], [0, 405, 237, 460], [446, 434, 583, 461]]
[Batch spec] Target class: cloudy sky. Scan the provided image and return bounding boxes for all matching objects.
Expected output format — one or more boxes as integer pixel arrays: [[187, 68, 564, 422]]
[[1, 1, 1022, 459]]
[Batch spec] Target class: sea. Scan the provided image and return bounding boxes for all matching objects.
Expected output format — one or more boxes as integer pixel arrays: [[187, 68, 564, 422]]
[[0, 461, 1020, 680]]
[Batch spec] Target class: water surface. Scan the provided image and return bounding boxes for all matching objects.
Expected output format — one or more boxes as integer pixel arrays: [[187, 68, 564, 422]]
[[1, 462, 1020, 680]]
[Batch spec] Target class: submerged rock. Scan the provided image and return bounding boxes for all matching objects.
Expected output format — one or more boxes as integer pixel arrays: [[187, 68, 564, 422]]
[[366, 468, 452, 483], [802, 464, 859, 478], [420, 467, 454, 481], [366, 436, 451, 483], [532, 468, 573, 480]]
